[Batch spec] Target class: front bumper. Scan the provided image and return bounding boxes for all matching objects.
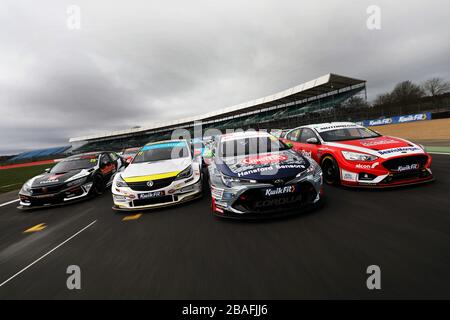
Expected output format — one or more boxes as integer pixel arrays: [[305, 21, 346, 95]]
[[339, 155, 434, 188], [112, 176, 203, 211], [210, 173, 323, 219], [340, 168, 434, 188], [17, 182, 94, 210]]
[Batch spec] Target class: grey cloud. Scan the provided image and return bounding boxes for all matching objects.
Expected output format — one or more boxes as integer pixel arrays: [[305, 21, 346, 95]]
[[0, 0, 449, 154]]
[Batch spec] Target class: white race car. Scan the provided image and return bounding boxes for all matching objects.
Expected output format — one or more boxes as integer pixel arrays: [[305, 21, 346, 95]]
[[112, 140, 203, 211]]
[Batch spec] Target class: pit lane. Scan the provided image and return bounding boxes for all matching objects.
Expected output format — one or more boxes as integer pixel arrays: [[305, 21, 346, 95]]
[[0, 154, 449, 299]]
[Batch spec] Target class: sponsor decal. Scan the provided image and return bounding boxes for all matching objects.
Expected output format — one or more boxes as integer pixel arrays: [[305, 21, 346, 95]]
[[341, 169, 357, 182], [241, 154, 288, 165], [265, 185, 296, 197], [360, 112, 431, 127], [360, 139, 400, 147], [255, 194, 302, 208], [237, 164, 306, 177], [355, 162, 379, 170], [368, 118, 392, 126], [315, 123, 360, 132], [39, 174, 62, 184], [138, 191, 164, 199], [225, 151, 306, 178], [398, 114, 427, 123], [397, 164, 420, 172], [299, 150, 312, 157], [378, 146, 421, 156], [33, 194, 55, 198]]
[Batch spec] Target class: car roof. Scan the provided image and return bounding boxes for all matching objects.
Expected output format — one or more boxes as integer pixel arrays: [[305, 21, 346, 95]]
[[219, 131, 272, 142], [290, 122, 362, 132], [69, 152, 101, 157], [144, 139, 188, 146], [64, 152, 102, 161]]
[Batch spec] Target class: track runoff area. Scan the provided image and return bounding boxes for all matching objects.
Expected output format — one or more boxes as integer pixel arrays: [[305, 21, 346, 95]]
[[0, 146, 449, 299]]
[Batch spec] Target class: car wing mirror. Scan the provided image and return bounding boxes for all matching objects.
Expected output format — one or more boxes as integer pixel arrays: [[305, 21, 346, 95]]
[[285, 142, 293, 149], [306, 137, 319, 144], [44, 168, 51, 173]]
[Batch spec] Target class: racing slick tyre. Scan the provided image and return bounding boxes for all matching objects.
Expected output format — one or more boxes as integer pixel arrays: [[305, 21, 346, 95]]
[[321, 156, 341, 186], [92, 174, 105, 195]]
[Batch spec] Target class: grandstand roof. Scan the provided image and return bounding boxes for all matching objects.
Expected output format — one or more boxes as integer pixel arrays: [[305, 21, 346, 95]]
[[70, 73, 365, 142]]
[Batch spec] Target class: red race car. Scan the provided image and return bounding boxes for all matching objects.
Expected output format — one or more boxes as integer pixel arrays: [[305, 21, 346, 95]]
[[281, 122, 434, 187]]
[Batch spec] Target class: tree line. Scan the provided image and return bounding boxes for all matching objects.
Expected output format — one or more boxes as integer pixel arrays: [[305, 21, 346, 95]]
[[343, 77, 450, 109]]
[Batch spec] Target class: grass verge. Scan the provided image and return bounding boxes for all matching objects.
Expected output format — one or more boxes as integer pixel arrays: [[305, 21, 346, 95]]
[[0, 164, 51, 193]]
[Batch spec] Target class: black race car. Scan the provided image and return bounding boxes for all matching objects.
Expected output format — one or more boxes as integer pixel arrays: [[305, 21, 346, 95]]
[[18, 152, 126, 210]]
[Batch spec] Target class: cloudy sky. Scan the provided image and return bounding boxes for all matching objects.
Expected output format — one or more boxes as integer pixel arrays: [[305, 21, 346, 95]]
[[0, 0, 449, 154]]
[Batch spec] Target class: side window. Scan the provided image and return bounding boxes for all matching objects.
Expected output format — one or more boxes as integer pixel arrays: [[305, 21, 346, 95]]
[[109, 152, 118, 161], [286, 129, 301, 142], [299, 128, 317, 143]]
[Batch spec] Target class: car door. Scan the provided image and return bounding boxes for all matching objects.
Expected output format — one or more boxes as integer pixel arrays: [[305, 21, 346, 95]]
[[297, 128, 321, 162], [285, 128, 304, 152]]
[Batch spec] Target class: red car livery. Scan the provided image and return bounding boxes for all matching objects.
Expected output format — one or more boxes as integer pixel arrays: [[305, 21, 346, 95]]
[[281, 122, 434, 187]]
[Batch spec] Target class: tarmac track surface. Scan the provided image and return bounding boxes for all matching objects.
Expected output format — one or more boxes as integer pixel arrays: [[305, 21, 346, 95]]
[[0, 154, 449, 299]]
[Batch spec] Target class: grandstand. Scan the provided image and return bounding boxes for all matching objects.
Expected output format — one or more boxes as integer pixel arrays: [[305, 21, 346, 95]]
[[8, 145, 72, 163], [70, 73, 367, 152]]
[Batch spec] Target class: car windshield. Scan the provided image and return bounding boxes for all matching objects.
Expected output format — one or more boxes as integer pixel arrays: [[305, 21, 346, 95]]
[[219, 136, 290, 157], [319, 127, 380, 142], [123, 150, 138, 157], [132, 142, 190, 163], [50, 155, 98, 173]]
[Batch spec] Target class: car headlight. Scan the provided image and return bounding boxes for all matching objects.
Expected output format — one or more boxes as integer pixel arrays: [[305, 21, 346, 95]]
[[308, 162, 322, 177], [22, 180, 32, 192], [175, 166, 193, 180], [115, 174, 128, 187], [341, 150, 378, 162], [220, 174, 256, 188], [66, 176, 88, 187], [297, 162, 322, 178]]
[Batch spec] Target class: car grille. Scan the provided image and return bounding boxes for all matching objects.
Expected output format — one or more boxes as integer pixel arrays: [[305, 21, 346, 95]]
[[132, 195, 174, 207], [382, 155, 428, 172], [381, 169, 432, 184], [30, 184, 65, 195], [127, 177, 176, 191], [232, 181, 317, 213]]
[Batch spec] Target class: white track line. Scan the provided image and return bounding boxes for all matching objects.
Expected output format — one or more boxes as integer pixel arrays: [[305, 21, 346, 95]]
[[0, 219, 97, 288], [0, 183, 21, 189], [428, 152, 450, 156], [0, 199, 19, 208]]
